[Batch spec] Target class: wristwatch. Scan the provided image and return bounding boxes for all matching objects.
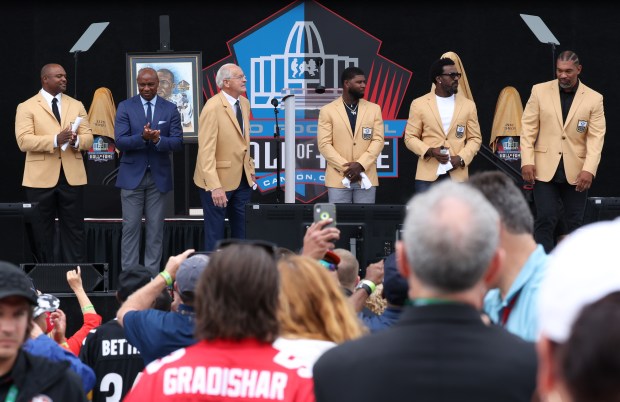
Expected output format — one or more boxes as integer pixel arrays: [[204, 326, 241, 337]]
[[459, 156, 465, 168], [355, 282, 372, 296]]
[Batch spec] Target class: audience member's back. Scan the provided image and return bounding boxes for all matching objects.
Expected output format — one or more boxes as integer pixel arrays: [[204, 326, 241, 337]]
[[275, 254, 365, 372], [79, 265, 164, 402], [333, 248, 377, 318], [313, 181, 537, 402], [360, 252, 408, 332], [562, 292, 620, 401], [117, 254, 207, 365], [537, 219, 620, 402], [124, 242, 316, 402], [468, 170, 548, 342]]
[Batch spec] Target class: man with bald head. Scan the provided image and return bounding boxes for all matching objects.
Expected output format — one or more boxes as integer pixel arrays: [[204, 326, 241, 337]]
[[15, 63, 94, 263], [115, 67, 183, 275]]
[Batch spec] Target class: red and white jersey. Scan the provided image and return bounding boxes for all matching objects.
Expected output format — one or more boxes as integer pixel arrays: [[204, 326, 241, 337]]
[[271, 337, 336, 378], [124, 338, 316, 402]]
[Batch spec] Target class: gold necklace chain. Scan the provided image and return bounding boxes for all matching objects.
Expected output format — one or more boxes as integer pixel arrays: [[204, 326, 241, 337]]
[[343, 100, 359, 115]]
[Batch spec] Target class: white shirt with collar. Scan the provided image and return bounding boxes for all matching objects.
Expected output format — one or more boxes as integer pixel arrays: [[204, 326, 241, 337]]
[[40, 89, 80, 149], [140, 96, 161, 148], [141, 95, 158, 115], [221, 91, 243, 131]]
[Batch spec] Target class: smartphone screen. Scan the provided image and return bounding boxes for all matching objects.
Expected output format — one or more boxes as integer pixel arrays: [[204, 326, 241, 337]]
[[314, 203, 337, 228]]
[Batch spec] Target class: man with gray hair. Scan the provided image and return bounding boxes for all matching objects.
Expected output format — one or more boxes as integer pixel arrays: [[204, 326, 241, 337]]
[[314, 180, 537, 402], [193, 63, 256, 251], [468, 171, 548, 341]]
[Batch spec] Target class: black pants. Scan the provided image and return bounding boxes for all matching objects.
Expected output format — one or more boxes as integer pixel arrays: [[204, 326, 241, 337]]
[[533, 179, 587, 253], [25, 168, 85, 263]]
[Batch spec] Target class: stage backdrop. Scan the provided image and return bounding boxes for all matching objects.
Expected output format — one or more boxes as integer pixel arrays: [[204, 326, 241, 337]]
[[2, 2, 617, 215]]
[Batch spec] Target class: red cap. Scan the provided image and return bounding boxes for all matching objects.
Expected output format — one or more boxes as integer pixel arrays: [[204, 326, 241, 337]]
[[323, 250, 341, 266]]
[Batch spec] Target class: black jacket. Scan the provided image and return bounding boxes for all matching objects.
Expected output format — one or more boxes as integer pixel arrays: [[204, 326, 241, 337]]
[[314, 303, 537, 402], [0, 349, 86, 402]]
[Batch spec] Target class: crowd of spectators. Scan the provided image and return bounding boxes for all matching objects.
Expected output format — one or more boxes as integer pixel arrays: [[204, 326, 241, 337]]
[[1, 171, 618, 402]]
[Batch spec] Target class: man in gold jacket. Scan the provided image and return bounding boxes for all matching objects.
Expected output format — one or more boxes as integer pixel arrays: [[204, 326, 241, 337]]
[[521, 50, 605, 252], [318, 66, 384, 203], [15, 63, 93, 263], [193, 63, 255, 251], [404, 58, 482, 194]]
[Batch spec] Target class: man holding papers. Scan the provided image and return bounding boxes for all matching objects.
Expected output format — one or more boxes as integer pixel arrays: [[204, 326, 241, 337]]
[[15, 63, 93, 263]]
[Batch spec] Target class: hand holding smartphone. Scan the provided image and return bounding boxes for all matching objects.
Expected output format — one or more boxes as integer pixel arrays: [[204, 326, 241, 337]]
[[314, 203, 337, 228]]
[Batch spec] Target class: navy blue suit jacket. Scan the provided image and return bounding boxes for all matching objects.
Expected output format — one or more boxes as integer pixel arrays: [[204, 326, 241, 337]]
[[114, 95, 183, 192]]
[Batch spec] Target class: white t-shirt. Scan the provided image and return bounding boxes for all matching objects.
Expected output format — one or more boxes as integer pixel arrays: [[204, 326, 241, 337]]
[[435, 94, 455, 136]]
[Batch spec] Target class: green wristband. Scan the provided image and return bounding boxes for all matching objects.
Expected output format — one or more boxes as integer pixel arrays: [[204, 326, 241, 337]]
[[360, 279, 376, 294], [81, 304, 95, 312], [159, 271, 173, 287]]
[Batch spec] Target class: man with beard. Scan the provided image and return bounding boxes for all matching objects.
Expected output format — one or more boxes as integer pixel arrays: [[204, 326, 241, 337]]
[[404, 58, 482, 194], [521, 50, 605, 253], [318, 66, 384, 203]]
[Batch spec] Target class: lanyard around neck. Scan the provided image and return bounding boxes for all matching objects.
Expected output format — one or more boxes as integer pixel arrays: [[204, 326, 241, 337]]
[[5, 385, 17, 402], [407, 298, 461, 306]]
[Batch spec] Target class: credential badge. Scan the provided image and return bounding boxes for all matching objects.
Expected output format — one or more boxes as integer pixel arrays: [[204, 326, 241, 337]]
[[577, 120, 588, 133], [456, 125, 465, 138], [362, 127, 372, 140]]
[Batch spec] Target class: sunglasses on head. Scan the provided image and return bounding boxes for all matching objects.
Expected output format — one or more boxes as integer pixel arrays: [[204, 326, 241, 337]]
[[214, 238, 278, 257]]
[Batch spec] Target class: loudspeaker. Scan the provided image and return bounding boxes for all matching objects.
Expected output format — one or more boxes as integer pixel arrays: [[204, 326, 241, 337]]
[[1, 215, 27, 265], [20, 263, 109, 293], [0, 203, 40, 264], [55, 292, 119, 336], [159, 15, 172, 51]]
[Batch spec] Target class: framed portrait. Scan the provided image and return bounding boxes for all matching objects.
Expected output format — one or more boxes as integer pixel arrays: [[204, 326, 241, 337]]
[[126, 52, 202, 140]]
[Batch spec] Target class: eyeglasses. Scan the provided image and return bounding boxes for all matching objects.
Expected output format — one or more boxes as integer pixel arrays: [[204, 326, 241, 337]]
[[214, 238, 277, 257], [441, 72, 462, 79], [226, 75, 246, 81]]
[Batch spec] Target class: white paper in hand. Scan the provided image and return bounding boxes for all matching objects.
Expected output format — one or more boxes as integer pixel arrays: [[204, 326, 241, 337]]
[[62, 117, 83, 151], [436, 147, 452, 175], [436, 161, 453, 175]]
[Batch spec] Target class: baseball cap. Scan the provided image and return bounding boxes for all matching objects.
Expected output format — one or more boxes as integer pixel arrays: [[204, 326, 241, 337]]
[[538, 219, 620, 343], [0, 261, 37, 305], [34, 293, 60, 319], [382, 252, 409, 306], [176, 254, 210, 295], [117, 265, 153, 302]]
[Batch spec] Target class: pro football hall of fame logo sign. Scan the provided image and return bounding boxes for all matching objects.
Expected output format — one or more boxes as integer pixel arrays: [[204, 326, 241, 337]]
[[203, 0, 412, 203]]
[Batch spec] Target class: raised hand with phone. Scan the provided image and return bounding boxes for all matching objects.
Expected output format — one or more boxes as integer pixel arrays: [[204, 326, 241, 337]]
[[302, 203, 340, 260]]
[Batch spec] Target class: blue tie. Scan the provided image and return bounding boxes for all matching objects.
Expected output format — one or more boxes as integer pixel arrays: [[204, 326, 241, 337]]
[[146, 101, 152, 125]]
